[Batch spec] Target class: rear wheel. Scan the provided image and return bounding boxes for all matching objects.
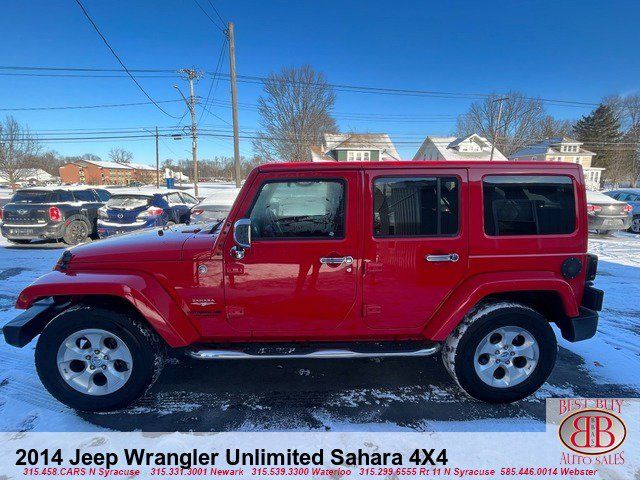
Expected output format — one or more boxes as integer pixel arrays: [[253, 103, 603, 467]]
[[35, 305, 165, 411], [62, 220, 89, 245], [442, 302, 557, 403], [630, 216, 640, 234]]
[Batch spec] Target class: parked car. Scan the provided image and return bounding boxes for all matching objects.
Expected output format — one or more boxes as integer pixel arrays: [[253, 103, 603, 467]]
[[3, 161, 603, 411], [0, 186, 110, 245], [603, 188, 640, 234], [189, 194, 232, 224], [585, 190, 633, 235], [97, 190, 198, 238]]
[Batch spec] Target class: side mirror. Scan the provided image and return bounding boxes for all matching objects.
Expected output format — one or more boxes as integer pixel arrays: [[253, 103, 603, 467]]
[[233, 218, 251, 249]]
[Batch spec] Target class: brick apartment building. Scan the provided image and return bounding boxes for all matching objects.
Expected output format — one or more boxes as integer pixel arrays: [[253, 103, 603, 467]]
[[59, 159, 157, 186]]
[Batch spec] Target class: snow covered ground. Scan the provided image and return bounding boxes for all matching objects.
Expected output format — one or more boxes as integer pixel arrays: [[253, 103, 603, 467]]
[[0, 229, 638, 433]]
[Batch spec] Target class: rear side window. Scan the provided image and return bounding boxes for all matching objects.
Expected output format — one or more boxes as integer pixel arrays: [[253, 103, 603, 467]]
[[107, 195, 150, 209], [249, 179, 345, 239], [373, 177, 459, 236], [73, 189, 98, 202], [56, 190, 74, 202], [180, 193, 198, 205], [167, 193, 183, 205], [95, 189, 111, 201], [483, 175, 575, 236], [11, 190, 52, 203]]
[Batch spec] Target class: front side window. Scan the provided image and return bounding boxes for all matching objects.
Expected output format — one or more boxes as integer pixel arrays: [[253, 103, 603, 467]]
[[373, 177, 459, 237], [483, 175, 575, 236], [249, 180, 345, 239]]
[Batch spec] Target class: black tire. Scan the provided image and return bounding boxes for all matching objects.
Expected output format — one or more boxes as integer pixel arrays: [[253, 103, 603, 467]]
[[62, 219, 90, 245], [595, 229, 612, 236], [35, 305, 165, 412], [629, 216, 640, 234], [7, 239, 32, 244], [442, 302, 557, 403]]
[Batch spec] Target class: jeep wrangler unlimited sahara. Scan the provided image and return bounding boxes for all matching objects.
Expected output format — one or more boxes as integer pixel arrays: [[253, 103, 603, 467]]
[[2, 162, 603, 411]]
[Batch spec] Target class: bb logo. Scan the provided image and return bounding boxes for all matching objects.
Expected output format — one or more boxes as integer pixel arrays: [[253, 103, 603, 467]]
[[559, 409, 627, 455]]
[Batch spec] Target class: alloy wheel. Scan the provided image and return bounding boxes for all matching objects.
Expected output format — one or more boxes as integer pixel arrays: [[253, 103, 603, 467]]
[[631, 218, 640, 234], [56, 328, 133, 395], [474, 326, 540, 388]]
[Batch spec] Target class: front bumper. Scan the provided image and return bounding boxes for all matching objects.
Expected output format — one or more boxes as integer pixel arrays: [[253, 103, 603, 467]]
[[557, 285, 604, 342], [2, 298, 71, 347], [1, 222, 65, 240], [588, 214, 632, 231]]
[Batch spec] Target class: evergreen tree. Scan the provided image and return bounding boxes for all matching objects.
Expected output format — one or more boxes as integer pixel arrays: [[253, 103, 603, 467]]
[[573, 105, 624, 182]]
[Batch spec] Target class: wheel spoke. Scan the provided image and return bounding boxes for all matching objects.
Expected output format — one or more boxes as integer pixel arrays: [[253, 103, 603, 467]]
[[57, 328, 133, 396]]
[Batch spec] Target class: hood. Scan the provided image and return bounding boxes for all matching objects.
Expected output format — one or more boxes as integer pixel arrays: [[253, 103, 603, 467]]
[[68, 227, 192, 264]]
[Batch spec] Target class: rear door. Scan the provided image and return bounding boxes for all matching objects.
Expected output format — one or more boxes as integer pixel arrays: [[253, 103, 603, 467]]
[[223, 170, 360, 335], [362, 168, 469, 329]]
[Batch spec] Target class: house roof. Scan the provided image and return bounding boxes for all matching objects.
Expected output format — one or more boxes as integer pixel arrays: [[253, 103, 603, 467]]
[[309, 145, 335, 162], [510, 137, 596, 159], [0, 168, 55, 183], [75, 159, 134, 170], [323, 133, 401, 160], [416, 135, 508, 161]]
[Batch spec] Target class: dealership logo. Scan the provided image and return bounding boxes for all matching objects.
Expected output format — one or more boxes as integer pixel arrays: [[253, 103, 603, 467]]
[[559, 409, 627, 455]]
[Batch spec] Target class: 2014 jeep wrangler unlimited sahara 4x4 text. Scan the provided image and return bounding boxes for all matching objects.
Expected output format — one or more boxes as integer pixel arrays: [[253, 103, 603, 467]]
[[2, 161, 603, 411]]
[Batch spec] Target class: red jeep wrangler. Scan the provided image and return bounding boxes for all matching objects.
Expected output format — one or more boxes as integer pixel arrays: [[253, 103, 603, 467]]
[[3, 162, 603, 411]]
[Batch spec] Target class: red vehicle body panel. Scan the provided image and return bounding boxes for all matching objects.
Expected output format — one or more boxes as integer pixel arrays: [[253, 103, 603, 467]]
[[15, 161, 589, 347]]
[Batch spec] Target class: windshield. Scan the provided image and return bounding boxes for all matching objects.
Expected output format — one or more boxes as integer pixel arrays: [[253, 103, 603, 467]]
[[11, 190, 52, 203], [107, 195, 151, 209]]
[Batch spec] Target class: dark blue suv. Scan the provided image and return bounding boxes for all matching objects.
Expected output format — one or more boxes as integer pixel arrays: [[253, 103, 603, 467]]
[[97, 190, 199, 238]]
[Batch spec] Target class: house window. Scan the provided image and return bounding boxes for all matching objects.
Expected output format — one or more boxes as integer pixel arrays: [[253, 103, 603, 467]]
[[347, 151, 370, 161]]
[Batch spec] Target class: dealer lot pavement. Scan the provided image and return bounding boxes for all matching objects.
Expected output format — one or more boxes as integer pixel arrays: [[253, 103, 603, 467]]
[[0, 233, 639, 432]]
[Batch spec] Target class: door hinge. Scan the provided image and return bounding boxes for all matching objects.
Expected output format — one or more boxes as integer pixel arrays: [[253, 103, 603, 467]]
[[363, 304, 382, 316], [365, 262, 383, 274]]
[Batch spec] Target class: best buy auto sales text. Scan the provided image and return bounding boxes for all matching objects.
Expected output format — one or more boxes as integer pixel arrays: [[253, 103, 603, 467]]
[[16, 447, 448, 470]]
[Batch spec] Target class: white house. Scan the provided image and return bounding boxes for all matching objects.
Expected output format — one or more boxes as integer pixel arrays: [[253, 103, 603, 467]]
[[509, 137, 603, 190], [413, 134, 508, 161], [309, 133, 401, 162], [0, 168, 56, 186]]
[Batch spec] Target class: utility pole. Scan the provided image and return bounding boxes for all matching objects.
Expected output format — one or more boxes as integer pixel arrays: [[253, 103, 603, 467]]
[[174, 69, 201, 197], [155, 126, 160, 188], [490, 97, 508, 161], [228, 22, 242, 188]]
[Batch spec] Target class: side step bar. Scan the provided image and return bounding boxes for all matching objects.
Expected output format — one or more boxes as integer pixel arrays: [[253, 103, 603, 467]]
[[186, 342, 441, 360]]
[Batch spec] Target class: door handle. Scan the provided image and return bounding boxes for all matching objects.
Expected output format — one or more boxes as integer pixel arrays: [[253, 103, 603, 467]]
[[320, 256, 354, 265], [425, 253, 459, 263]]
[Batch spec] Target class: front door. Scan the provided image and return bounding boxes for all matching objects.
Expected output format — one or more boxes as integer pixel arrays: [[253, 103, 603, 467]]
[[223, 171, 360, 336], [362, 168, 469, 329]]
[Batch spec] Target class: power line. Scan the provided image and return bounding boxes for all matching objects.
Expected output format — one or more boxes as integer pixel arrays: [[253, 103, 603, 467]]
[[0, 99, 183, 111], [72, 0, 180, 118], [198, 37, 227, 124], [192, 0, 227, 33]]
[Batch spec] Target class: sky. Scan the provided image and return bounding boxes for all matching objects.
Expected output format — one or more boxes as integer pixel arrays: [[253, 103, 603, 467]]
[[0, 0, 638, 164]]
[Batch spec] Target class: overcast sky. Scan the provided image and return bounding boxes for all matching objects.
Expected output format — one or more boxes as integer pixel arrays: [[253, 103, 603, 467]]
[[0, 0, 638, 162]]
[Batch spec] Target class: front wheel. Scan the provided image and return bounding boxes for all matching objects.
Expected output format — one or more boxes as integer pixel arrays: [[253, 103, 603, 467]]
[[442, 302, 557, 403], [35, 305, 164, 411]]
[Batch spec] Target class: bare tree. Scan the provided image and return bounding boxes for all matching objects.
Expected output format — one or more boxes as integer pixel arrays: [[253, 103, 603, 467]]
[[0, 116, 40, 191], [108, 147, 133, 164], [253, 65, 338, 162], [605, 94, 640, 186], [456, 92, 548, 156]]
